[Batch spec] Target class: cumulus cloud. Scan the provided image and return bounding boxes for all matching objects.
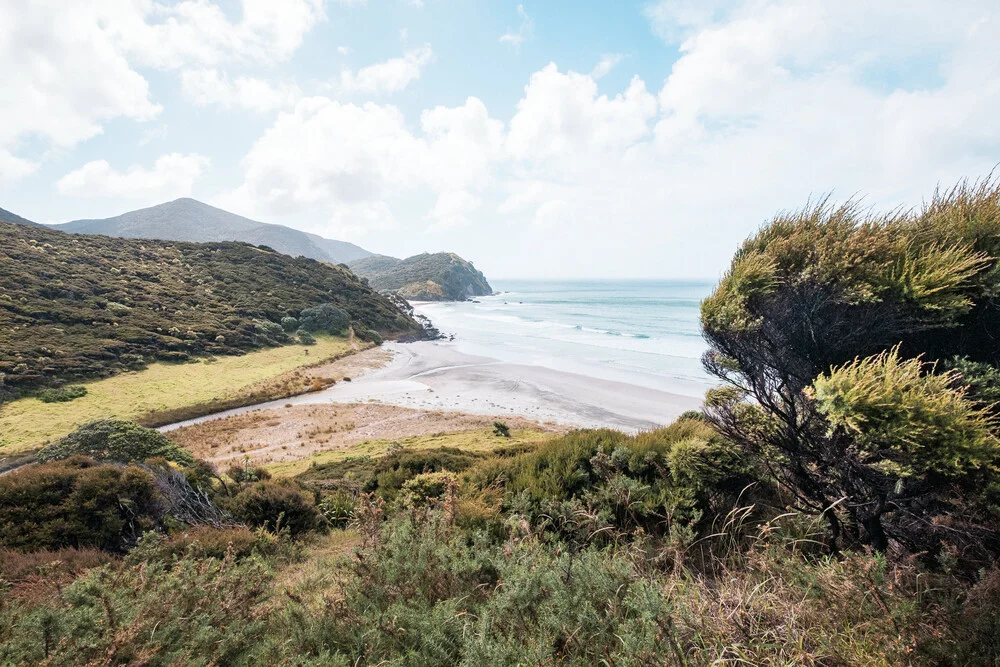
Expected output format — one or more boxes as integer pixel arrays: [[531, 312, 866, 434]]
[[57, 154, 209, 200], [339, 45, 434, 94], [0, 1, 161, 180], [0, 0, 324, 185], [222, 95, 503, 236], [182, 69, 300, 112]]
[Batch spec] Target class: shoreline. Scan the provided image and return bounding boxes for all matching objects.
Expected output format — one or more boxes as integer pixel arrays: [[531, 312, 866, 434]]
[[161, 339, 702, 434]]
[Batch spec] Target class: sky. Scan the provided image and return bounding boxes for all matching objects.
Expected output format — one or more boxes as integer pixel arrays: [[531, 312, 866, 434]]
[[1, 1, 999, 280]]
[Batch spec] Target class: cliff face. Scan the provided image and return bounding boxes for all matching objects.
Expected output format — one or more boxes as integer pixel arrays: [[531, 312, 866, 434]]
[[349, 252, 493, 301]]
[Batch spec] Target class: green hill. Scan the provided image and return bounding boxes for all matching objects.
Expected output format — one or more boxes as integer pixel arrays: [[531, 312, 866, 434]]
[[350, 252, 492, 301], [0, 221, 418, 397], [0, 206, 42, 227]]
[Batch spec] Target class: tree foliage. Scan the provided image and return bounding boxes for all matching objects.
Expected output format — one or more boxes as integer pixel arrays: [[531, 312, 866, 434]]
[[38, 419, 194, 466], [701, 175, 1000, 553]]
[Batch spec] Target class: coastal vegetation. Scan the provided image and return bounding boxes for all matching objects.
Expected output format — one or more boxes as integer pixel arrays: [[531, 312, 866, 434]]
[[0, 334, 355, 454], [2, 176, 1000, 664], [349, 252, 493, 301], [0, 220, 417, 399]]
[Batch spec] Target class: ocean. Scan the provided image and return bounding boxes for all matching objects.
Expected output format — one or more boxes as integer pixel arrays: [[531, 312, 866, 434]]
[[414, 279, 717, 398]]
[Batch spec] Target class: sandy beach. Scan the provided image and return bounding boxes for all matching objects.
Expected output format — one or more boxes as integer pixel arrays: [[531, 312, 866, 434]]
[[163, 339, 703, 435]]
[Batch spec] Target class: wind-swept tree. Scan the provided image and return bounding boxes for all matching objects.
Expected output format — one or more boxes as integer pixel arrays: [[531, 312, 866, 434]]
[[701, 176, 1000, 554]]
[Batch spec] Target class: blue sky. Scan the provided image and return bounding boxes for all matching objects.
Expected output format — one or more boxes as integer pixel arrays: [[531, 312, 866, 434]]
[[2, 1, 999, 279]]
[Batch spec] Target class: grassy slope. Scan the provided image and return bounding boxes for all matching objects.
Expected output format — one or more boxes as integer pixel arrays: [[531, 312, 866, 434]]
[[0, 221, 416, 393], [266, 427, 552, 477], [0, 335, 353, 454]]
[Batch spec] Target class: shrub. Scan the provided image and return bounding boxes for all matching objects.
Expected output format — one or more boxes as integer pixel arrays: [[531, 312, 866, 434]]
[[296, 329, 316, 345], [701, 175, 1000, 553], [38, 419, 194, 466], [226, 459, 272, 484], [129, 526, 263, 562], [36, 385, 87, 403], [0, 457, 161, 552], [299, 303, 350, 335], [227, 480, 323, 537], [318, 492, 355, 528], [493, 421, 511, 437], [280, 316, 299, 332], [401, 471, 456, 507]]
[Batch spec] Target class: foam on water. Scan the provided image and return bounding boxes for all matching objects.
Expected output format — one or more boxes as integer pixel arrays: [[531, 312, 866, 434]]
[[415, 279, 717, 398]]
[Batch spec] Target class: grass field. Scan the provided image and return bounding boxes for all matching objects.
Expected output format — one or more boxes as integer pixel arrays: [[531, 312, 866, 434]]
[[0, 336, 354, 455], [266, 427, 554, 477]]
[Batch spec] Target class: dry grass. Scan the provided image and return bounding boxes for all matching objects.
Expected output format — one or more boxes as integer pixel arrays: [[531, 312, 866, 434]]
[[0, 335, 356, 454], [166, 401, 562, 472]]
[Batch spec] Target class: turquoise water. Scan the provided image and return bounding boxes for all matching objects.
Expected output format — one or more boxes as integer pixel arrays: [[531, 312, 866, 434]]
[[414, 279, 716, 398]]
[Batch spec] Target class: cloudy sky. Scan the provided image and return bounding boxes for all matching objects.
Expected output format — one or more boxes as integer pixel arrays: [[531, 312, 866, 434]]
[[1, 1, 999, 279]]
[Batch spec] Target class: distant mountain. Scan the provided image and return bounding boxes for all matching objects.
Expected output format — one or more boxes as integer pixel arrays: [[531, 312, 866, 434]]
[[0, 207, 42, 227], [54, 198, 373, 264], [350, 252, 492, 301]]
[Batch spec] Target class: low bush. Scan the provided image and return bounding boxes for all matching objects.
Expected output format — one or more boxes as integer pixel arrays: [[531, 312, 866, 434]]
[[128, 526, 263, 562], [38, 419, 194, 466], [36, 385, 87, 403], [299, 303, 350, 335], [0, 457, 161, 552], [226, 479, 323, 537]]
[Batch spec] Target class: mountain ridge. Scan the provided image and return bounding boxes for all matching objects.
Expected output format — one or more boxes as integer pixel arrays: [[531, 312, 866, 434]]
[[53, 198, 374, 265]]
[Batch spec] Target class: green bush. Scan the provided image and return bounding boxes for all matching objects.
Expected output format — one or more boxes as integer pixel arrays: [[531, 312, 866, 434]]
[[0, 457, 161, 552], [38, 419, 194, 466], [36, 385, 87, 403], [227, 479, 323, 537], [296, 329, 316, 345], [280, 316, 299, 332], [299, 303, 350, 335]]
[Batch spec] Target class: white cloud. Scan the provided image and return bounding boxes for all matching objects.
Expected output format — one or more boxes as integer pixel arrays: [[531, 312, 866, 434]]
[[499, 4, 533, 51], [590, 53, 625, 80], [0, 0, 323, 184], [406, 0, 425, 7], [110, 0, 327, 69], [0, 150, 38, 186], [224, 94, 504, 236], [57, 153, 209, 200], [337, 45, 353, 55], [507, 64, 657, 161], [0, 2, 161, 160], [339, 45, 434, 94], [182, 69, 301, 112]]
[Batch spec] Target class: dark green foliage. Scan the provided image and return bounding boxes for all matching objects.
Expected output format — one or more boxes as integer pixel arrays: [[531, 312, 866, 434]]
[[0, 221, 418, 394], [0, 550, 275, 665], [226, 459, 272, 484], [298, 446, 497, 500], [0, 457, 160, 552], [353, 325, 383, 345], [280, 316, 299, 332], [701, 176, 1000, 554], [36, 385, 87, 403], [469, 421, 757, 538], [296, 329, 316, 345], [299, 303, 350, 335], [350, 252, 492, 300], [493, 420, 511, 437], [226, 479, 323, 537], [944, 355, 1000, 409], [38, 419, 194, 466], [317, 491, 355, 528]]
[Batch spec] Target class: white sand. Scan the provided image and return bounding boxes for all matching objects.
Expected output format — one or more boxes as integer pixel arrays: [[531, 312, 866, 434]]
[[164, 340, 702, 433]]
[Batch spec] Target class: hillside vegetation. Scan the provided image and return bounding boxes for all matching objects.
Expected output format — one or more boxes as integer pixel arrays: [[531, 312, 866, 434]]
[[0, 221, 417, 398], [350, 252, 492, 300], [2, 176, 1000, 665]]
